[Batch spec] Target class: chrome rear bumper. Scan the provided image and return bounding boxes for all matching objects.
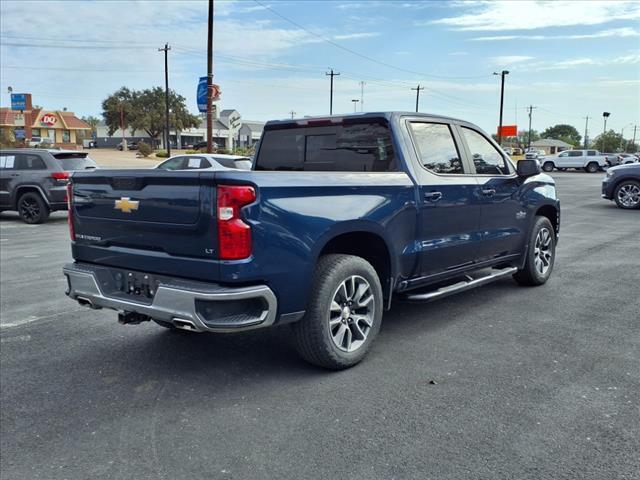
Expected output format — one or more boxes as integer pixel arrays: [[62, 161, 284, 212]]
[[63, 263, 277, 333]]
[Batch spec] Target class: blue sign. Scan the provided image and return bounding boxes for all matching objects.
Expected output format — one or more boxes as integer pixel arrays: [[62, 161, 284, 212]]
[[14, 128, 25, 139], [197, 77, 207, 113], [11, 93, 27, 111]]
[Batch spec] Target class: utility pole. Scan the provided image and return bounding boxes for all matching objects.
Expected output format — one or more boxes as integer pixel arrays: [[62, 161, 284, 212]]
[[631, 125, 637, 153], [206, 0, 214, 153], [493, 70, 509, 146], [326, 69, 340, 115], [289, 110, 296, 119], [351, 99, 359, 113], [583, 116, 590, 149], [158, 43, 171, 156], [527, 105, 537, 149], [359, 81, 365, 112], [411, 84, 424, 112]]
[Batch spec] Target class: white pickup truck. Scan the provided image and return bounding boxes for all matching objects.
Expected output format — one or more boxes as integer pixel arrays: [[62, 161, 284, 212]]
[[539, 149, 607, 173]]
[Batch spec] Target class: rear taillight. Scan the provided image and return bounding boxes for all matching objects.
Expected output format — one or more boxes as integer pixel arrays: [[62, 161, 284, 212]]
[[217, 185, 256, 260], [52, 171, 70, 181], [66, 183, 75, 241]]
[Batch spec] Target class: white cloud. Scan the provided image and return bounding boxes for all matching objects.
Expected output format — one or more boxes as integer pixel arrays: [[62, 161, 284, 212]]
[[472, 27, 640, 41], [333, 32, 380, 40], [449, 51, 469, 56], [491, 55, 534, 65], [427, 1, 640, 31]]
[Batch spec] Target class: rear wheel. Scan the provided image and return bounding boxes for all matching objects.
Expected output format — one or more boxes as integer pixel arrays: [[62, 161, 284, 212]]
[[17, 192, 49, 224], [293, 254, 383, 370], [542, 161, 554, 172], [514, 216, 556, 286], [585, 162, 599, 173], [613, 180, 640, 209]]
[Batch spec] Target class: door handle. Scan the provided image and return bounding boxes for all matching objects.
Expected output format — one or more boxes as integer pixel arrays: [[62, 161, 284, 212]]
[[424, 191, 442, 202], [9, 173, 19, 177], [481, 188, 496, 197]]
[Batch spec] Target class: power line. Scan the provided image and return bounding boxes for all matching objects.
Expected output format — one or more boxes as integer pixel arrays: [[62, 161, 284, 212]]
[[253, 0, 491, 80]]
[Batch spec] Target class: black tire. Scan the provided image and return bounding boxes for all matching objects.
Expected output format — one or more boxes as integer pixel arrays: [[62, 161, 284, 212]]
[[542, 161, 554, 172], [293, 254, 383, 370], [17, 192, 49, 224], [613, 180, 640, 209], [585, 162, 599, 173], [513, 216, 556, 286]]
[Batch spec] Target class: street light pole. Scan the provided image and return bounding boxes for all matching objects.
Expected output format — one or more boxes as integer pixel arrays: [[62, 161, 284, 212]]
[[158, 43, 171, 156], [602, 112, 610, 151], [494, 70, 509, 146]]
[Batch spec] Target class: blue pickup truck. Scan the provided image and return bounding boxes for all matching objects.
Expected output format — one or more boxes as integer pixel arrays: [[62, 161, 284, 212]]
[[64, 112, 560, 369]]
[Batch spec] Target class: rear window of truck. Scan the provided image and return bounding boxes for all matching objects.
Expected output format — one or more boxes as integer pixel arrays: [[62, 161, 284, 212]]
[[255, 121, 397, 172], [53, 153, 98, 170]]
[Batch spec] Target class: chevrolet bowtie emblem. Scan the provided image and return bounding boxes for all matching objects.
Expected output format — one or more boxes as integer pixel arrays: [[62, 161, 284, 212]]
[[114, 197, 139, 213]]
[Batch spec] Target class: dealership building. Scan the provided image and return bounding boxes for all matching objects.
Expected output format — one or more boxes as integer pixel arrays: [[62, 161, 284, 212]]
[[0, 93, 91, 149]]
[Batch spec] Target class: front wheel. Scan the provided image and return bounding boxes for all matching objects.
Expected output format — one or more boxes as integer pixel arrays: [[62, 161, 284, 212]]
[[514, 216, 556, 286], [293, 254, 383, 370], [614, 180, 640, 209], [542, 161, 554, 172], [585, 162, 599, 173]]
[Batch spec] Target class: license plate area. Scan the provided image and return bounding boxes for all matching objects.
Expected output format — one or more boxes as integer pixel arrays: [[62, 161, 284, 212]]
[[113, 270, 160, 300]]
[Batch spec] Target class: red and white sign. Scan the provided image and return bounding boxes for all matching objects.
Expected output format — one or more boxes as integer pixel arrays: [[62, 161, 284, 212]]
[[40, 113, 58, 126]]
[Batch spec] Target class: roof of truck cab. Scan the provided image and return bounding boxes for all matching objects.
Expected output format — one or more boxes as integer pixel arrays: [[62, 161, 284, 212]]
[[264, 111, 468, 129]]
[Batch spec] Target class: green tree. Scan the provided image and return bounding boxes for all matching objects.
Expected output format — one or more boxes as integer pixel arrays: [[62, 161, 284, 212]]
[[517, 129, 540, 147], [81, 115, 100, 136], [592, 130, 624, 152], [101, 87, 134, 136], [129, 87, 200, 145], [541, 124, 581, 146]]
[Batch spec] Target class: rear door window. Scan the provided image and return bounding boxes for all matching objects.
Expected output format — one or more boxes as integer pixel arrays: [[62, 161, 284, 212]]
[[568, 151, 583, 157], [587, 150, 597, 156], [14, 154, 47, 170], [408, 122, 464, 174], [256, 121, 397, 172]]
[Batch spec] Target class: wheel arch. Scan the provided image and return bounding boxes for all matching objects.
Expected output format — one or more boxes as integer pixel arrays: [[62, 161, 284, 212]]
[[535, 204, 560, 239], [316, 227, 395, 307], [12, 185, 51, 209]]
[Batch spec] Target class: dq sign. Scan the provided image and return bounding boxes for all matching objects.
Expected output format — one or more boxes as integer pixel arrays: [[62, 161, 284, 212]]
[[40, 113, 57, 127]]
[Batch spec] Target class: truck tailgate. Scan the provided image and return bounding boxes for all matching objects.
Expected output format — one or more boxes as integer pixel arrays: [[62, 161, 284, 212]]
[[70, 170, 218, 276]]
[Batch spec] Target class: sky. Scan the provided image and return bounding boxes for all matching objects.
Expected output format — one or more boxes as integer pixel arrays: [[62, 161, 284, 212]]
[[1, 0, 639, 140]]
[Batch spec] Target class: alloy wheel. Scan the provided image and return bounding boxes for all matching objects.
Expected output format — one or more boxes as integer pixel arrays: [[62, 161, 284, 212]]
[[617, 184, 640, 207], [19, 197, 40, 222], [329, 275, 375, 353], [534, 227, 553, 275]]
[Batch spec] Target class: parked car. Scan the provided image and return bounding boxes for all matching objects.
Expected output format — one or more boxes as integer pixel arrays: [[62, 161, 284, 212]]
[[540, 149, 607, 173], [619, 153, 639, 164], [192, 140, 219, 151], [117, 141, 138, 151], [83, 139, 97, 149], [602, 163, 640, 209], [155, 154, 252, 171], [503, 147, 513, 155], [603, 153, 623, 167], [0, 149, 97, 223], [63, 112, 560, 369], [524, 148, 546, 160]]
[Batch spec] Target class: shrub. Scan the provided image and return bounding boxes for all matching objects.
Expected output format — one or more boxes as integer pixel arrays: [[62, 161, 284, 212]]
[[137, 141, 152, 157], [185, 149, 199, 154], [155, 150, 169, 158]]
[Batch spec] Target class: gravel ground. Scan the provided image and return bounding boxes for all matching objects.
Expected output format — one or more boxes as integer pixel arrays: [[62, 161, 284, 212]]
[[1, 172, 638, 480]]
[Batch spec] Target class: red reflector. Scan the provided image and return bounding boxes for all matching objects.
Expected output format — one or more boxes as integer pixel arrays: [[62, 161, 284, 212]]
[[217, 185, 256, 260], [66, 183, 75, 241], [52, 172, 70, 180]]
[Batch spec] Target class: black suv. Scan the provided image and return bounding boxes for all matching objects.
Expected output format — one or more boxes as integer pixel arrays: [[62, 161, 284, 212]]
[[0, 149, 98, 223]]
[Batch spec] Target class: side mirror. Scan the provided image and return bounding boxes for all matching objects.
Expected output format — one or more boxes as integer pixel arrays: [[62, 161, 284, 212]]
[[517, 158, 541, 177]]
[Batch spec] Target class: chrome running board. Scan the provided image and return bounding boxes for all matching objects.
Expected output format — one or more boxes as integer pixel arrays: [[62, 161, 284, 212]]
[[404, 267, 518, 302]]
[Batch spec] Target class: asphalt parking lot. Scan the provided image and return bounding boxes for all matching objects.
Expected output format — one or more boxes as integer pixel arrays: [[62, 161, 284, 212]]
[[1, 172, 638, 480]]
